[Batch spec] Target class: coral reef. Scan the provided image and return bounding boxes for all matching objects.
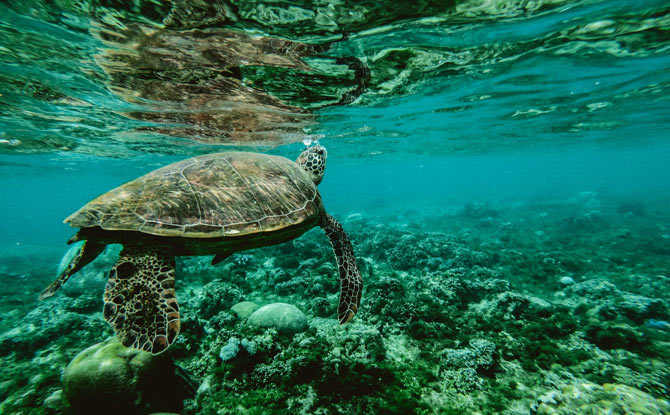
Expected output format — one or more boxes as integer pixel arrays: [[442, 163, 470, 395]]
[[531, 382, 670, 415], [0, 193, 668, 414]]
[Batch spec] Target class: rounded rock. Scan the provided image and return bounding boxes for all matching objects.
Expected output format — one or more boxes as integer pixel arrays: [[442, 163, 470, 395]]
[[247, 303, 308, 335], [559, 276, 575, 286], [231, 301, 260, 320], [43, 389, 69, 411], [62, 338, 185, 415]]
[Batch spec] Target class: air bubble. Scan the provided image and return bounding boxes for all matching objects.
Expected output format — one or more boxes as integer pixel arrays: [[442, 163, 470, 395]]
[[302, 134, 324, 147], [0, 138, 20, 146]]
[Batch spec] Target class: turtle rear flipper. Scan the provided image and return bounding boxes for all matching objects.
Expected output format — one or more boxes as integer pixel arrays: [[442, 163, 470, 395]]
[[104, 245, 180, 354], [40, 239, 105, 300], [321, 213, 363, 324]]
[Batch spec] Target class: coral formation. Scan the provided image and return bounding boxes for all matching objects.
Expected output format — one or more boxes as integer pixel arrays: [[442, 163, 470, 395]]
[[0, 193, 668, 415], [231, 301, 260, 320], [247, 303, 308, 335], [531, 382, 670, 415], [62, 338, 190, 415]]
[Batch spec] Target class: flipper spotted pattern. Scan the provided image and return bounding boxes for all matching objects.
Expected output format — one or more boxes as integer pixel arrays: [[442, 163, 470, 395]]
[[322, 213, 363, 323], [103, 244, 180, 354]]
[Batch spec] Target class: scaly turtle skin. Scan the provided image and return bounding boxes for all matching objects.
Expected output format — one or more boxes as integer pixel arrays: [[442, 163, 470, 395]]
[[40, 146, 363, 354]]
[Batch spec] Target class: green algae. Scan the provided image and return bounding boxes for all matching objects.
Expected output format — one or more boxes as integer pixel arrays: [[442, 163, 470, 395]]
[[63, 338, 188, 415]]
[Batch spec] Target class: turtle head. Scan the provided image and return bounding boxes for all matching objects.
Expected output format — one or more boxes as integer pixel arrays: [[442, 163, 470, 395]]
[[297, 145, 327, 185]]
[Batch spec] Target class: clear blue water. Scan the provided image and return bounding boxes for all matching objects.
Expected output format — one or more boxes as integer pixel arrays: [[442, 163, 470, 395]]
[[2, 0, 668, 253], [1, 0, 669, 413]]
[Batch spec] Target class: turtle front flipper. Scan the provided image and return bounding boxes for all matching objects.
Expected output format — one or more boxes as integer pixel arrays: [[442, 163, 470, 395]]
[[211, 252, 232, 266], [321, 213, 363, 324], [40, 239, 105, 300], [104, 244, 180, 354]]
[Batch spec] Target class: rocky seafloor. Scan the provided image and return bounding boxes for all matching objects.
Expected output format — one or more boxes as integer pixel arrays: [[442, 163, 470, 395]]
[[1, 191, 669, 415]]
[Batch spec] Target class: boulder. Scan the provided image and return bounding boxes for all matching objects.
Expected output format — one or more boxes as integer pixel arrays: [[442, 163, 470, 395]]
[[231, 301, 260, 320], [247, 303, 308, 335], [63, 338, 188, 415]]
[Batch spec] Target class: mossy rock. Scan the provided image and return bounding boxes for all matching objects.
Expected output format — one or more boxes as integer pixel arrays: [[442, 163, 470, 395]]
[[231, 301, 260, 320], [63, 338, 188, 415], [247, 303, 308, 335]]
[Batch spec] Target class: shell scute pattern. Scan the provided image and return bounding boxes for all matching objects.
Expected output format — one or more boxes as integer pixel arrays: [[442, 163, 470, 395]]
[[66, 152, 320, 238]]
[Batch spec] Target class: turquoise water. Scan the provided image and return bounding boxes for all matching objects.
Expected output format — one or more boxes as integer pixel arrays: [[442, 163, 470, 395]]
[[1, 1, 670, 414]]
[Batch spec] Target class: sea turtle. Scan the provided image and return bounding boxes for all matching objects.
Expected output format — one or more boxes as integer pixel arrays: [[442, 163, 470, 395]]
[[40, 146, 362, 354]]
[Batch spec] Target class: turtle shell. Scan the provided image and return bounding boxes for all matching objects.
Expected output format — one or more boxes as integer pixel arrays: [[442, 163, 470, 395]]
[[65, 152, 322, 238]]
